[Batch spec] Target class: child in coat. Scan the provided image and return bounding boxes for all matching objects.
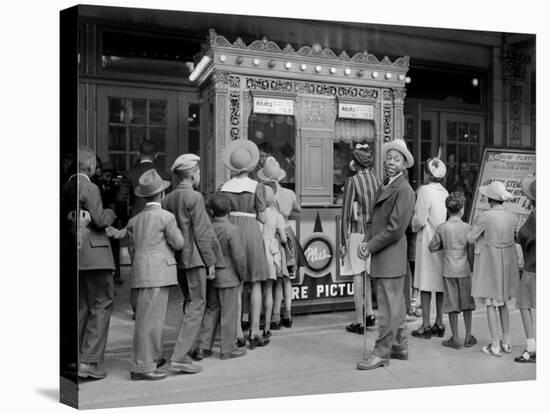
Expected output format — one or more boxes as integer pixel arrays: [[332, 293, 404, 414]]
[[107, 169, 184, 381], [193, 192, 248, 360], [429, 192, 477, 349], [467, 181, 520, 357]]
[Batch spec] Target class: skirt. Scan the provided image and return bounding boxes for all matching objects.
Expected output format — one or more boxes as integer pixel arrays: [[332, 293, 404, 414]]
[[229, 215, 268, 283]]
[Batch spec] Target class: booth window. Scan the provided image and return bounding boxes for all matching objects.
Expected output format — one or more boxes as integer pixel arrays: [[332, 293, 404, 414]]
[[107, 97, 168, 173], [333, 118, 376, 203], [248, 113, 296, 191]]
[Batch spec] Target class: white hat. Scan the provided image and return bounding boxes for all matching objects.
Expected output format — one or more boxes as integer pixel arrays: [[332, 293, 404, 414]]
[[222, 139, 260, 173], [479, 181, 514, 202], [382, 139, 414, 168], [171, 154, 200, 173], [427, 148, 447, 179], [257, 156, 286, 182]]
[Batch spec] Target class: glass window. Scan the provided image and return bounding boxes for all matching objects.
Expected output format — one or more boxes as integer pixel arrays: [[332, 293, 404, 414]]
[[248, 114, 296, 191], [188, 103, 200, 155]]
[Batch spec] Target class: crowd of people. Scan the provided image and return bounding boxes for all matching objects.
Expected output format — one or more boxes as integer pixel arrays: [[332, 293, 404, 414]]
[[63, 136, 536, 381]]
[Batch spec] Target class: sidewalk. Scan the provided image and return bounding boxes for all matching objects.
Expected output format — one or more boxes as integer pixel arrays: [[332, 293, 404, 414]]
[[79, 267, 535, 410]]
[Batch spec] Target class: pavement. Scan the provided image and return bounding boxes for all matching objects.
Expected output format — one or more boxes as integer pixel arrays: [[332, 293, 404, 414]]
[[76, 267, 536, 410]]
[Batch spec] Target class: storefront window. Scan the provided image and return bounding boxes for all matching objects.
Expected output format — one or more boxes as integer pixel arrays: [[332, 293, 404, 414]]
[[107, 97, 168, 173], [248, 114, 296, 190]]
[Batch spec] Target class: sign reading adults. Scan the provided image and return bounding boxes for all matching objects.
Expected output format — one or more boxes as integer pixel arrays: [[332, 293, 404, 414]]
[[470, 147, 536, 230], [253, 97, 294, 115], [337, 103, 374, 120]]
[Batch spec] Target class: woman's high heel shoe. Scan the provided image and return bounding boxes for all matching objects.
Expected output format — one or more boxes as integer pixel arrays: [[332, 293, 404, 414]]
[[432, 324, 445, 338], [411, 325, 432, 339], [248, 334, 270, 349]]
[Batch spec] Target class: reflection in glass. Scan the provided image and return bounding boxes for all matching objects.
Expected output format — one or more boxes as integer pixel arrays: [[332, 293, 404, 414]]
[[458, 122, 468, 142], [458, 144, 469, 163], [108, 126, 126, 151], [150, 100, 167, 125], [188, 104, 200, 129], [130, 127, 147, 150], [108, 98, 126, 124], [150, 127, 166, 152], [469, 123, 480, 142], [130, 99, 147, 125]]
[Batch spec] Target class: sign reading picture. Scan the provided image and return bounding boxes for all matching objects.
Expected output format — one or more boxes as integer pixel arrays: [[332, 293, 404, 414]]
[[253, 97, 294, 115], [338, 103, 374, 120], [470, 147, 536, 230]]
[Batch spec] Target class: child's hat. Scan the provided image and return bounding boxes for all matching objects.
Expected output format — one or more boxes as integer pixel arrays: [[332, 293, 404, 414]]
[[223, 139, 260, 173], [257, 156, 286, 182], [478, 180, 514, 202], [135, 169, 171, 197], [520, 174, 536, 201], [171, 154, 200, 173]]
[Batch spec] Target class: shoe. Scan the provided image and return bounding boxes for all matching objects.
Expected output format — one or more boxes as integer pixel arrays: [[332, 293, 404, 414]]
[[78, 362, 107, 379], [241, 321, 250, 331], [221, 349, 247, 360], [156, 358, 166, 368], [431, 324, 445, 338], [464, 335, 478, 348], [365, 314, 377, 328], [345, 322, 365, 335], [263, 330, 272, 339], [389, 346, 409, 360], [442, 337, 462, 350], [130, 370, 167, 381], [481, 344, 502, 357], [270, 321, 282, 331], [514, 349, 536, 363], [170, 360, 203, 374], [356, 355, 389, 370], [500, 340, 512, 353], [281, 318, 293, 328], [248, 335, 270, 349], [191, 349, 213, 361], [411, 325, 432, 339], [236, 337, 247, 348]]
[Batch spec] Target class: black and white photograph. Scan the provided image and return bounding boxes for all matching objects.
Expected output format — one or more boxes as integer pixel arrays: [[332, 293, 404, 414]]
[[3, 1, 548, 413]]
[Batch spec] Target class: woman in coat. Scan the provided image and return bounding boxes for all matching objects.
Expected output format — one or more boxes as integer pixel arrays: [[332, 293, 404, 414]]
[[411, 152, 449, 339], [467, 180, 519, 357]]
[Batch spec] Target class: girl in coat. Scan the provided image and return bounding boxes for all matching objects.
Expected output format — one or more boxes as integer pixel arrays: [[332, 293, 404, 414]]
[[467, 180, 519, 357], [411, 151, 449, 339], [220, 139, 270, 349]]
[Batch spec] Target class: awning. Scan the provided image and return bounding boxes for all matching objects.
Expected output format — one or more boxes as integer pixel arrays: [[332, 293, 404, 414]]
[[334, 118, 375, 143]]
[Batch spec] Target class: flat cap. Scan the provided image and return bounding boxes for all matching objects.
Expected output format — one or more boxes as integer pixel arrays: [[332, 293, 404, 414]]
[[171, 154, 200, 173]]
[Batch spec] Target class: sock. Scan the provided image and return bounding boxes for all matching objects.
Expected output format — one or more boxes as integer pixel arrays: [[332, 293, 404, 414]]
[[526, 338, 536, 352], [492, 340, 501, 352]]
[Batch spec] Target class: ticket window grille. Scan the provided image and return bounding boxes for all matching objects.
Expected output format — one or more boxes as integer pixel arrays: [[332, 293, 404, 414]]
[[107, 97, 168, 174]]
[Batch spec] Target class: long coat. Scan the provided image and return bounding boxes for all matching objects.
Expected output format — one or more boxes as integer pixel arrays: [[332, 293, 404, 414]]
[[126, 203, 184, 288], [412, 183, 448, 291], [62, 174, 116, 271], [367, 174, 415, 278], [467, 205, 519, 301]]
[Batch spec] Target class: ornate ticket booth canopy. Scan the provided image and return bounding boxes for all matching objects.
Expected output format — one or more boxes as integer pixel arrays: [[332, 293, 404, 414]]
[[192, 29, 410, 312], [194, 29, 410, 202]]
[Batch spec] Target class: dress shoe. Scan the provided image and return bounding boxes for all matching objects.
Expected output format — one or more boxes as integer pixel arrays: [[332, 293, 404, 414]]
[[170, 360, 203, 374], [442, 337, 462, 350], [263, 330, 272, 339], [156, 358, 166, 368], [356, 355, 389, 370], [411, 325, 432, 339], [78, 362, 107, 379], [191, 349, 213, 361], [514, 350, 536, 363], [281, 318, 293, 328], [248, 335, 270, 349], [221, 349, 247, 360], [464, 335, 478, 348], [236, 337, 247, 348], [130, 370, 167, 381], [345, 322, 364, 335], [365, 314, 377, 328], [431, 324, 445, 338], [389, 346, 409, 360], [270, 321, 282, 331]]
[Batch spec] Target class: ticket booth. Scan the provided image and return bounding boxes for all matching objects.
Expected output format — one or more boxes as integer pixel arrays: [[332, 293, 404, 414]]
[[194, 29, 410, 313]]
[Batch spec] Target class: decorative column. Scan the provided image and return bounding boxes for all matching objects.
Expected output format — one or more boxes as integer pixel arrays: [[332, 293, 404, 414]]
[[211, 72, 230, 190], [393, 88, 406, 141], [502, 45, 531, 147]]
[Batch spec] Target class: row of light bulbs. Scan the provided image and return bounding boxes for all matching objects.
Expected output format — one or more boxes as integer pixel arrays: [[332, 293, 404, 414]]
[[218, 54, 411, 83]]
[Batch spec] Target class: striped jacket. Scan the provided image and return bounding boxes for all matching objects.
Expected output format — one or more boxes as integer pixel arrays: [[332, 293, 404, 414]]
[[341, 168, 381, 247]]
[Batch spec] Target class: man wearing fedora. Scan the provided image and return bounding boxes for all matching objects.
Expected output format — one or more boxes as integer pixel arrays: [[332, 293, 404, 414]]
[[107, 169, 184, 380], [162, 153, 225, 373], [357, 139, 415, 370], [62, 146, 117, 379]]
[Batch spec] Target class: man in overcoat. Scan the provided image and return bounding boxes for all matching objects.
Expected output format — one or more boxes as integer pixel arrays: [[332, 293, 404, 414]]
[[62, 146, 117, 379], [357, 139, 415, 370]]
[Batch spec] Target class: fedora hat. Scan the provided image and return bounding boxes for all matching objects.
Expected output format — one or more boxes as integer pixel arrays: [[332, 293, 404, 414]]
[[257, 156, 286, 182], [382, 139, 414, 168], [520, 174, 536, 201], [223, 139, 260, 173], [478, 180, 514, 202], [135, 169, 171, 198]]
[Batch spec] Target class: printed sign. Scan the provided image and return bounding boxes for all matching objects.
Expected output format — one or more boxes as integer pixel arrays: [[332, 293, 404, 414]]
[[253, 97, 294, 115], [303, 237, 333, 273], [338, 103, 374, 120], [470, 147, 536, 230]]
